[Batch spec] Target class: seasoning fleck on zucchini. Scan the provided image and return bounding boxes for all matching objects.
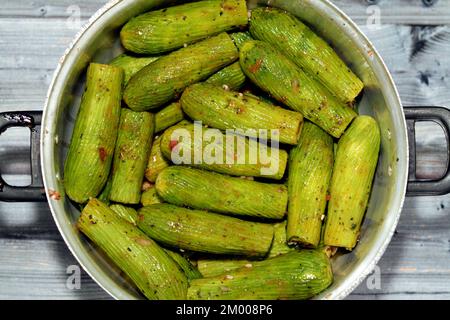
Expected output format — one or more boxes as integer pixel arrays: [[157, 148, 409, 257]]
[[78, 199, 188, 300], [137, 204, 274, 257], [124, 33, 239, 111], [324, 116, 381, 250], [156, 167, 288, 219], [121, 0, 248, 54], [64, 63, 123, 204], [240, 40, 357, 138]]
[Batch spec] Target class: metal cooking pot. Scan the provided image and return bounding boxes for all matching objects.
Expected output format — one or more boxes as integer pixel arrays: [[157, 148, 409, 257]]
[[1, 0, 450, 300]]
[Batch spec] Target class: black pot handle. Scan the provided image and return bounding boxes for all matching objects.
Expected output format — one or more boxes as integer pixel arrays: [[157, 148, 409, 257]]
[[0, 111, 46, 202], [404, 107, 450, 196]]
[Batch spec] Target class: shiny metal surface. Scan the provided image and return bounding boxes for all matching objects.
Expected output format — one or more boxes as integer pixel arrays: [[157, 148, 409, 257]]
[[41, 0, 409, 300]]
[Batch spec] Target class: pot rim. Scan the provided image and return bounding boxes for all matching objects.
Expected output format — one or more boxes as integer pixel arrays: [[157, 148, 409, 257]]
[[41, 0, 409, 300]]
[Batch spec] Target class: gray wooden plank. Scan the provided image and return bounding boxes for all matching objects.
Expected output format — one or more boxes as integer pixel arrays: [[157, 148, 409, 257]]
[[0, 239, 111, 299]]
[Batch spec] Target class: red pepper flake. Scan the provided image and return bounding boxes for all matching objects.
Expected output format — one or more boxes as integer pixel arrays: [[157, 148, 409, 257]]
[[249, 59, 263, 74], [49, 189, 61, 201], [169, 140, 178, 151], [326, 194, 331, 201], [98, 147, 107, 162]]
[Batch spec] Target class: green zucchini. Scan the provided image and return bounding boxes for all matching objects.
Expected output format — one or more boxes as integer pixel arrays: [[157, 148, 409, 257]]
[[155, 167, 288, 219], [109, 204, 138, 225], [120, 0, 248, 54], [205, 62, 246, 91], [145, 136, 170, 183], [110, 109, 155, 204], [137, 204, 274, 257], [230, 31, 253, 50], [287, 122, 334, 248], [78, 199, 188, 300], [197, 259, 252, 278], [124, 33, 239, 111], [64, 63, 123, 204], [188, 250, 333, 300], [249, 7, 364, 104], [164, 249, 203, 281], [181, 83, 304, 145], [110, 53, 159, 85], [159, 121, 288, 180], [324, 116, 381, 250], [141, 186, 164, 207], [155, 102, 184, 134], [269, 221, 293, 258], [97, 174, 113, 205], [197, 221, 293, 278], [240, 40, 357, 138]]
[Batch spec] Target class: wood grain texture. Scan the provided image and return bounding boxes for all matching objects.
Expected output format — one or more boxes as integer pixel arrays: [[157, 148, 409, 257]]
[[0, 0, 450, 300]]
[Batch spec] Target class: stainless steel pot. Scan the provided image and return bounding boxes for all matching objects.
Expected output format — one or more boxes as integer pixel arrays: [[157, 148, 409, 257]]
[[1, 0, 450, 300]]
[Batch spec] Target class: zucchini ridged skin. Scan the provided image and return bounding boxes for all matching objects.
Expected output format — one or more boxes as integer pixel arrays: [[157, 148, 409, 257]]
[[145, 136, 170, 183], [197, 221, 293, 278], [269, 221, 294, 258], [120, 0, 248, 55], [78, 199, 188, 300], [155, 102, 184, 134], [109, 204, 139, 225], [160, 121, 288, 180], [110, 109, 155, 204], [64, 63, 123, 204], [188, 250, 333, 300], [164, 249, 203, 281], [239, 40, 357, 138], [249, 7, 364, 104], [97, 174, 113, 205], [155, 167, 288, 219], [137, 204, 274, 257], [124, 33, 239, 111], [324, 116, 381, 250], [181, 83, 304, 145], [110, 53, 159, 85], [287, 122, 334, 248], [205, 62, 246, 91], [141, 186, 164, 207], [197, 259, 251, 278], [230, 31, 253, 50]]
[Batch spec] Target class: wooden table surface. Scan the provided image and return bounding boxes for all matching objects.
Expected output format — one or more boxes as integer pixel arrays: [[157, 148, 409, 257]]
[[1, 0, 450, 300]]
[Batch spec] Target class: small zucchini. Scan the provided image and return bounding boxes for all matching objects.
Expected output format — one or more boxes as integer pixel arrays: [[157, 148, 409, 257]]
[[64, 63, 123, 204], [324, 116, 381, 250], [137, 204, 274, 257]]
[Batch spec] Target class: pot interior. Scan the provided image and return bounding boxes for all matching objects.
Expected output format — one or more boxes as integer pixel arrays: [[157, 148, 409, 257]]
[[42, 0, 408, 300]]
